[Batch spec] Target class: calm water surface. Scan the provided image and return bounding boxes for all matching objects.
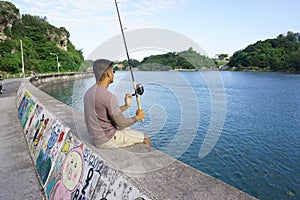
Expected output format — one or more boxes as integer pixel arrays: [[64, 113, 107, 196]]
[[40, 71, 300, 199]]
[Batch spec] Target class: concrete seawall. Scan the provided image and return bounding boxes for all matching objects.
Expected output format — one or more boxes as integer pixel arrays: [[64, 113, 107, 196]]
[[15, 73, 256, 200], [30, 72, 94, 87]]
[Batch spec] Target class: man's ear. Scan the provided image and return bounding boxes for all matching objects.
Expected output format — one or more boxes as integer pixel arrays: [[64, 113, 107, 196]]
[[106, 71, 112, 79]]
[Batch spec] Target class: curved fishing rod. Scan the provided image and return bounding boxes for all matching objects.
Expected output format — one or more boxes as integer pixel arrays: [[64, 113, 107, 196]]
[[114, 0, 144, 121]]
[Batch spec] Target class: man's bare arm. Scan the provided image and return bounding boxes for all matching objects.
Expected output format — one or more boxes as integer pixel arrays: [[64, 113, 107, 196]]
[[120, 105, 129, 112], [120, 93, 132, 112]]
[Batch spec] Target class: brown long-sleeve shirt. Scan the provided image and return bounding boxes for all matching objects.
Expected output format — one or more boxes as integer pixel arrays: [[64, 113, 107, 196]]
[[84, 84, 137, 146]]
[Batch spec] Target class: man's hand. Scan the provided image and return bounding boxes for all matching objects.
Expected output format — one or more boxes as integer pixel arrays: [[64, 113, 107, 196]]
[[135, 109, 145, 121], [124, 93, 132, 107]]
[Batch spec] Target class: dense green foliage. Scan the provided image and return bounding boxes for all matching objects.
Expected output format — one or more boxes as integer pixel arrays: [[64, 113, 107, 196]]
[[114, 48, 216, 71], [228, 31, 300, 73], [0, 2, 84, 74], [177, 48, 216, 69], [136, 48, 216, 71], [117, 59, 140, 70]]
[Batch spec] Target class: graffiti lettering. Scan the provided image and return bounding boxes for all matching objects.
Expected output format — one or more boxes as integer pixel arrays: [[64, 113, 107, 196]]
[[82, 168, 93, 195], [73, 168, 94, 200], [83, 148, 104, 175], [73, 190, 85, 200]]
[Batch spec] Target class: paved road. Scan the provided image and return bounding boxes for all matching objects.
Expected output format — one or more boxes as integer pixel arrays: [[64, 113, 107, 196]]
[[0, 78, 43, 200]]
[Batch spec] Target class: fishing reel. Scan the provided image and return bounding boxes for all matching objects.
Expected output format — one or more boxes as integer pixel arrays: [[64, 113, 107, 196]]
[[133, 84, 144, 96], [133, 83, 144, 121]]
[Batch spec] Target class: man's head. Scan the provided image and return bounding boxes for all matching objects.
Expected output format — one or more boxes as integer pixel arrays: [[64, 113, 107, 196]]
[[93, 59, 114, 83]]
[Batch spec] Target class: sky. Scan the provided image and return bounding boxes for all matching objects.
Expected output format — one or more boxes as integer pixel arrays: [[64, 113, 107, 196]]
[[8, 0, 300, 60]]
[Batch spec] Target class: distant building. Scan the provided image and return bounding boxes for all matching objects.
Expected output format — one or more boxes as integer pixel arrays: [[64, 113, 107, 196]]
[[113, 63, 124, 70], [214, 54, 230, 61]]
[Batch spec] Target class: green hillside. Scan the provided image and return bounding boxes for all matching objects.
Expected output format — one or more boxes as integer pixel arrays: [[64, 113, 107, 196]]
[[0, 1, 84, 75], [116, 48, 215, 71], [139, 48, 216, 71], [228, 31, 300, 73]]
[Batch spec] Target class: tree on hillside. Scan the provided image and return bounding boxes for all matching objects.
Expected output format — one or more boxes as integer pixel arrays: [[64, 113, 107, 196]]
[[138, 48, 215, 71], [0, 2, 84, 74], [287, 49, 300, 72], [217, 54, 229, 61], [228, 31, 300, 72], [178, 47, 216, 69]]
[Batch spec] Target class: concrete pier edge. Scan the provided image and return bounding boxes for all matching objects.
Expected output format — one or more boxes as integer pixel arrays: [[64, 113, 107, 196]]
[[14, 73, 256, 199]]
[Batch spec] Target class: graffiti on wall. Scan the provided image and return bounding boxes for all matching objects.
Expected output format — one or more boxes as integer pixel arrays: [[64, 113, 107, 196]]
[[16, 86, 148, 200], [18, 90, 36, 128], [83, 148, 104, 175], [45, 133, 104, 200], [49, 145, 84, 200], [35, 120, 69, 185], [16, 84, 25, 107], [25, 103, 43, 136], [31, 112, 51, 148]]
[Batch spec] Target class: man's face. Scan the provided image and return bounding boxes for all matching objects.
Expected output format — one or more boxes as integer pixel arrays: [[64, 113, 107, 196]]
[[108, 66, 115, 84]]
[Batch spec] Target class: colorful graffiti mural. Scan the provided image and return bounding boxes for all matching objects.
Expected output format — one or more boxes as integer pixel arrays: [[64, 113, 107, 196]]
[[16, 85, 150, 200], [49, 145, 84, 200], [45, 135, 103, 200], [16, 84, 25, 107], [35, 120, 69, 185], [18, 90, 36, 128], [25, 103, 43, 136]]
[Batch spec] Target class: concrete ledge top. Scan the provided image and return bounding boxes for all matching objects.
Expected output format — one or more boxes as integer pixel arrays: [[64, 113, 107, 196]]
[[24, 75, 256, 200]]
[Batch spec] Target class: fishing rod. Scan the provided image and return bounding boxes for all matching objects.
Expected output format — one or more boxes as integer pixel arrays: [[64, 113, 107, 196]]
[[114, 0, 144, 121]]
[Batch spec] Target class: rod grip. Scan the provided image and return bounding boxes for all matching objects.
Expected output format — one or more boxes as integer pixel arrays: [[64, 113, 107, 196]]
[[136, 96, 144, 122]]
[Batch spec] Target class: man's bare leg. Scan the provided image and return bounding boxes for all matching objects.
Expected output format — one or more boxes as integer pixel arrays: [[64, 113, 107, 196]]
[[143, 135, 151, 147]]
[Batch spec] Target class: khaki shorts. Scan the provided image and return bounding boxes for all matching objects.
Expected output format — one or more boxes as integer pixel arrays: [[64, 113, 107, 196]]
[[98, 128, 145, 148]]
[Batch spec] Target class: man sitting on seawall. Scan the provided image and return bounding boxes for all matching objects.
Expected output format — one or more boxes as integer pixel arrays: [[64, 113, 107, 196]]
[[84, 59, 151, 148]]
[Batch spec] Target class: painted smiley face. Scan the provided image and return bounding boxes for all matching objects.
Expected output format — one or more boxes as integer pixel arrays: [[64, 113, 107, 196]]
[[62, 151, 83, 191]]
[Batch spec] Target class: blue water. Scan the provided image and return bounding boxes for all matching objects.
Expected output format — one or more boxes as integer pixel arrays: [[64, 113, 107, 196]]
[[40, 71, 300, 199]]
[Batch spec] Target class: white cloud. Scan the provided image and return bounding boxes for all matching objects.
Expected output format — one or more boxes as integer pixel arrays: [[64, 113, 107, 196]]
[[14, 0, 188, 25], [15, 0, 116, 26], [11, 0, 190, 57]]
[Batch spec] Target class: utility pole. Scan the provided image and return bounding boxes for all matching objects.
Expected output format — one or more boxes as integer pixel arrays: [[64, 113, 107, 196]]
[[50, 53, 60, 73], [20, 40, 25, 78]]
